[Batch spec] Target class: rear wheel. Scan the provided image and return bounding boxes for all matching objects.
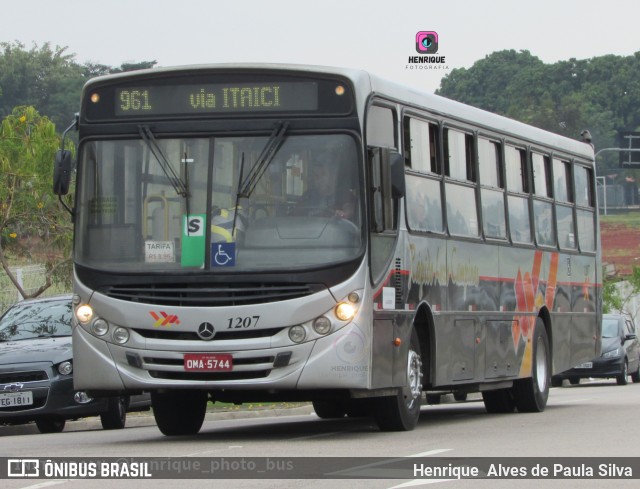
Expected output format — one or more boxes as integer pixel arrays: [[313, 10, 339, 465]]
[[569, 377, 580, 386], [152, 390, 208, 436], [512, 318, 551, 412], [100, 396, 127, 430], [373, 328, 423, 431], [35, 417, 66, 433]]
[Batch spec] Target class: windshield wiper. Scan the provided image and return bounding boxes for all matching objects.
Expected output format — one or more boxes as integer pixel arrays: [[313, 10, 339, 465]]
[[238, 121, 289, 198], [139, 125, 189, 198], [226, 121, 289, 241]]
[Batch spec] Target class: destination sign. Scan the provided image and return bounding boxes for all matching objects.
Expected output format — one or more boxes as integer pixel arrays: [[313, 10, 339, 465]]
[[112, 82, 318, 116]]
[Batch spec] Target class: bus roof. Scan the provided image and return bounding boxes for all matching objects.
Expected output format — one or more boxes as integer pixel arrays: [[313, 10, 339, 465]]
[[84, 63, 595, 161]]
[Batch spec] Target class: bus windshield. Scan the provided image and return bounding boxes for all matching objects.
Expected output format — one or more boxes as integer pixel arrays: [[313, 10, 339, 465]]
[[75, 133, 363, 273]]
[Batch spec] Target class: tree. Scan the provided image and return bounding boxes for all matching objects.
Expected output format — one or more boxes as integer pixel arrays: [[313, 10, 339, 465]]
[[0, 42, 85, 129], [603, 266, 640, 321], [0, 106, 72, 298], [0, 41, 158, 129]]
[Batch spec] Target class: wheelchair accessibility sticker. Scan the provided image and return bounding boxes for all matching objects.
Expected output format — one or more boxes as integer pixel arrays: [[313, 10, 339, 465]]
[[212, 242, 236, 267]]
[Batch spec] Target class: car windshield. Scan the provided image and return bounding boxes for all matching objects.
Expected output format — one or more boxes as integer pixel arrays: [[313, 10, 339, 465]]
[[0, 299, 72, 342], [75, 133, 363, 272], [602, 318, 620, 338]]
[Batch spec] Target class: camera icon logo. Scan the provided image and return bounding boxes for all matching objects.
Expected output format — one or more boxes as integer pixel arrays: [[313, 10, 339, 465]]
[[416, 31, 438, 54]]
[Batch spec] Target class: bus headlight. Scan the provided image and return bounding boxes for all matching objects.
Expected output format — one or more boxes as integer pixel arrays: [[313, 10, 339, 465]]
[[289, 325, 306, 343], [91, 319, 109, 336], [335, 302, 357, 322], [112, 327, 130, 344], [76, 304, 94, 324], [313, 316, 332, 335]]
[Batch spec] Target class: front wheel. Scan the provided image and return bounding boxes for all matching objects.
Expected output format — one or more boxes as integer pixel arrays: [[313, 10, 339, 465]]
[[312, 400, 346, 419], [373, 328, 423, 431], [616, 359, 629, 385], [100, 396, 127, 430], [512, 318, 550, 412], [35, 417, 66, 433], [630, 364, 640, 383], [152, 390, 208, 436]]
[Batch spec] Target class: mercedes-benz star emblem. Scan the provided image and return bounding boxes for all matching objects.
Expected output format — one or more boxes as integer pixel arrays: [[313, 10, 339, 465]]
[[197, 322, 216, 340]]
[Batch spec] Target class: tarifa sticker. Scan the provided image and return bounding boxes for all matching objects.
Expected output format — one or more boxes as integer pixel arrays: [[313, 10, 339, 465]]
[[144, 241, 175, 263]]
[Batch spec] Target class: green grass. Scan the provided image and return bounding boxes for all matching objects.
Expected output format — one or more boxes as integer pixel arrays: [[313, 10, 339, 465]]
[[206, 401, 308, 411], [600, 212, 640, 226]]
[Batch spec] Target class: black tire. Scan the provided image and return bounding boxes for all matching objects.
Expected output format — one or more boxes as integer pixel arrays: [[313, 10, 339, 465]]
[[631, 365, 640, 383], [100, 396, 127, 430], [373, 328, 423, 431], [312, 400, 346, 419], [426, 394, 441, 405], [482, 389, 515, 413], [512, 318, 551, 412], [551, 376, 563, 388], [616, 359, 629, 386], [569, 377, 580, 386], [344, 399, 370, 418], [152, 390, 208, 436], [453, 392, 467, 402], [35, 417, 66, 433]]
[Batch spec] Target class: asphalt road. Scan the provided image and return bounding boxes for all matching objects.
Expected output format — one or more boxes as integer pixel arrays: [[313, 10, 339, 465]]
[[1, 379, 639, 488]]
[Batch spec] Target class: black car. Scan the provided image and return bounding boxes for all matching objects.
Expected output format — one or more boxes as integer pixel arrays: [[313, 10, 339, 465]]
[[552, 313, 640, 386], [0, 295, 149, 433]]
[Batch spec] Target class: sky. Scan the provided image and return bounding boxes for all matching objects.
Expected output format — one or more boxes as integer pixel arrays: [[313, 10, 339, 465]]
[[4, 0, 640, 93]]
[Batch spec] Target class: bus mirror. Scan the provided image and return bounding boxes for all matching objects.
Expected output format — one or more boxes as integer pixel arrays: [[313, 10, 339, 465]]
[[390, 151, 405, 199], [53, 149, 73, 196]]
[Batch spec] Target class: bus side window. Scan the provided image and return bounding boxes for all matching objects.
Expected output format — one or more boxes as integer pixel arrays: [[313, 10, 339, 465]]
[[444, 127, 478, 237], [532, 153, 552, 198], [366, 103, 399, 234], [479, 138, 506, 239], [554, 158, 576, 250], [444, 128, 475, 181], [575, 165, 596, 252], [531, 151, 556, 247], [505, 146, 532, 244], [367, 105, 396, 149], [403, 117, 439, 174]]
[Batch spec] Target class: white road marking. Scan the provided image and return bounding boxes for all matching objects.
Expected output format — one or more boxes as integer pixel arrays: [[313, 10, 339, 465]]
[[19, 481, 70, 489], [385, 448, 456, 489]]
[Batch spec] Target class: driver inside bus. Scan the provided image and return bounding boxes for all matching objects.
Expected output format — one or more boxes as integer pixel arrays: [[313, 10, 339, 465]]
[[300, 156, 356, 220]]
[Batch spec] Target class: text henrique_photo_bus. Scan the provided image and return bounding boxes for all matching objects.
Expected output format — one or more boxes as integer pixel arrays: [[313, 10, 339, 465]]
[[52, 64, 601, 435]]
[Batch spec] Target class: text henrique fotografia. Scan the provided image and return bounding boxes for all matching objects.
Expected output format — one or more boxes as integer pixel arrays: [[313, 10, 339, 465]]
[[407, 31, 449, 71]]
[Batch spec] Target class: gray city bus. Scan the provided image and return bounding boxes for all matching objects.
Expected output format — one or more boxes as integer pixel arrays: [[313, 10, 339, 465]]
[[53, 64, 600, 436]]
